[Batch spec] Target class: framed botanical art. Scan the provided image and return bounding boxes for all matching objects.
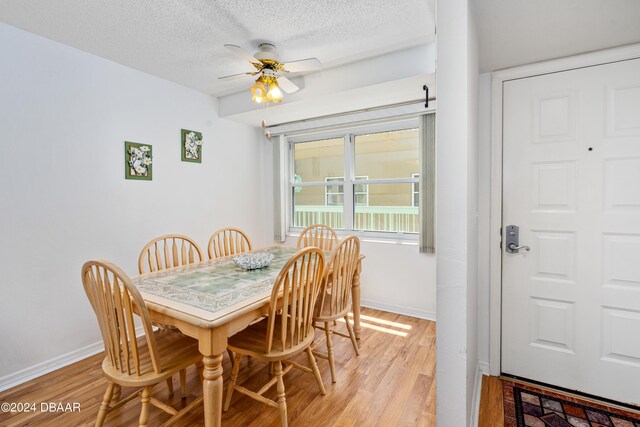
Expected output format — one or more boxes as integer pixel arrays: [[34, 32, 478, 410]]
[[181, 129, 203, 163], [125, 141, 153, 180]]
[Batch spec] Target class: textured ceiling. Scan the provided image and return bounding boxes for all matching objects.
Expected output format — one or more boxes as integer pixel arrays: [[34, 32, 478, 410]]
[[0, 0, 435, 96], [474, 0, 640, 72]]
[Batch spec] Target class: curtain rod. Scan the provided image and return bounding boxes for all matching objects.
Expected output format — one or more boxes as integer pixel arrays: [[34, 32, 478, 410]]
[[267, 97, 436, 130], [279, 110, 435, 140]]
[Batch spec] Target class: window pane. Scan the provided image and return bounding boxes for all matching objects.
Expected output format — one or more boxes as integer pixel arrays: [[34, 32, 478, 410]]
[[294, 138, 344, 183], [353, 183, 418, 233], [355, 194, 368, 206], [325, 184, 342, 194], [293, 186, 343, 229], [327, 194, 344, 206], [354, 129, 419, 180]]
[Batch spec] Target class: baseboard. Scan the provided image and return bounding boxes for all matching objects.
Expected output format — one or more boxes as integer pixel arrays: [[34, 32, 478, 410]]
[[470, 362, 484, 427], [0, 326, 144, 393], [360, 298, 436, 321], [478, 360, 490, 375]]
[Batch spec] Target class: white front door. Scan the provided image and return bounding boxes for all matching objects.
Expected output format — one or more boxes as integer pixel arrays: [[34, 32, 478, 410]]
[[501, 57, 640, 405]]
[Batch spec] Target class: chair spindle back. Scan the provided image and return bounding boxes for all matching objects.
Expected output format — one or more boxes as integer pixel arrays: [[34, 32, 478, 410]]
[[207, 227, 252, 259], [317, 236, 360, 317], [297, 224, 339, 251], [266, 247, 325, 354], [138, 234, 203, 274], [82, 260, 161, 376]]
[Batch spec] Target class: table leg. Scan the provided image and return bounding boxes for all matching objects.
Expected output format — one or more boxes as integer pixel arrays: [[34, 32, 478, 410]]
[[202, 353, 224, 427], [352, 259, 362, 340]]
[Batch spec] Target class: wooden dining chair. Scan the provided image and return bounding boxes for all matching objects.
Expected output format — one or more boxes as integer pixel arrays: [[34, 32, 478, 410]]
[[223, 247, 327, 427], [313, 236, 361, 383], [138, 234, 203, 274], [207, 227, 252, 259], [81, 260, 203, 427], [137, 234, 205, 393], [297, 224, 339, 251]]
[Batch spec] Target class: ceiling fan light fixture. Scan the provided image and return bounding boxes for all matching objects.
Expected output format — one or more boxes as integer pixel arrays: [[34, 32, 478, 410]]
[[266, 81, 283, 102], [250, 79, 266, 97], [250, 75, 282, 104], [221, 43, 320, 105]]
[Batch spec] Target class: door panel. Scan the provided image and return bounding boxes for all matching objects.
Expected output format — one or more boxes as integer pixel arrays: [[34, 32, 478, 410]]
[[502, 58, 640, 405]]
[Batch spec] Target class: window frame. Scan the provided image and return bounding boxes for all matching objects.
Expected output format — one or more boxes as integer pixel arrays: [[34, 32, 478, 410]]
[[411, 173, 420, 207], [288, 120, 420, 241]]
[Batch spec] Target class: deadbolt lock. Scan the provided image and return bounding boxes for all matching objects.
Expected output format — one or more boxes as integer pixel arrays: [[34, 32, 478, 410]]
[[505, 225, 530, 254]]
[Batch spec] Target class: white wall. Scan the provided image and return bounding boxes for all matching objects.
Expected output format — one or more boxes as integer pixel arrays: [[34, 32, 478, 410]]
[[466, 5, 480, 423], [477, 72, 492, 369], [435, 0, 480, 425], [0, 22, 265, 385], [355, 242, 435, 319], [473, 0, 640, 72], [466, 6, 481, 423]]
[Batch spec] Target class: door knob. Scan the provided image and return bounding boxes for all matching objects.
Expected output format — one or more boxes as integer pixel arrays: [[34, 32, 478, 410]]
[[507, 242, 530, 253]]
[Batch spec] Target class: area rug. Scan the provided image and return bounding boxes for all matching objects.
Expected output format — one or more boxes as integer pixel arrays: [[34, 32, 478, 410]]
[[502, 379, 640, 427]]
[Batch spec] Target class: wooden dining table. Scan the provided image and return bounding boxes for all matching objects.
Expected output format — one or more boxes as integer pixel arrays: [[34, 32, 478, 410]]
[[134, 245, 364, 427]]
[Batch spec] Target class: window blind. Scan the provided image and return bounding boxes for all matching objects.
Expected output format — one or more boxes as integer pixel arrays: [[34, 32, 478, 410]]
[[272, 135, 287, 242], [419, 113, 436, 253]]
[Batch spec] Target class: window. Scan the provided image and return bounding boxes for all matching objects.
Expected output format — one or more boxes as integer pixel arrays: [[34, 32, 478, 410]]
[[354, 179, 369, 207], [290, 122, 421, 235], [324, 177, 344, 206], [325, 176, 369, 206]]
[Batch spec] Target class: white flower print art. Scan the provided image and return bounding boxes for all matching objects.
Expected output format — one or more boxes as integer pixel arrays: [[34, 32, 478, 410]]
[[181, 129, 203, 163], [125, 141, 153, 180]]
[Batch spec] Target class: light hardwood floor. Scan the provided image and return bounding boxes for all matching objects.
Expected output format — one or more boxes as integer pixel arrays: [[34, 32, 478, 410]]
[[0, 308, 436, 427], [478, 375, 504, 427]]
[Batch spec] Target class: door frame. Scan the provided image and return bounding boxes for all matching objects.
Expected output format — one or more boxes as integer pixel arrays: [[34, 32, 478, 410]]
[[488, 43, 640, 376]]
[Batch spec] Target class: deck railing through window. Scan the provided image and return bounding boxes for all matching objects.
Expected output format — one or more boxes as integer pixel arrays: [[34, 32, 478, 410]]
[[294, 206, 419, 233]]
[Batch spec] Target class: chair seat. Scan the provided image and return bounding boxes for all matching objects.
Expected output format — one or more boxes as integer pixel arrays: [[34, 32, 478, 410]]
[[313, 292, 350, 322], [102, 329, 201, 387], [228, 316, 315, 362]]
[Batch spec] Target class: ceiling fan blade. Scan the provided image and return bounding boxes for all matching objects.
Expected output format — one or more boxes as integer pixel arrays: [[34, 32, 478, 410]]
[[224, 44, 260, 65], [277, 76, 300, 94], [218, 72, 252, 81], [282, 58, 322, 73]]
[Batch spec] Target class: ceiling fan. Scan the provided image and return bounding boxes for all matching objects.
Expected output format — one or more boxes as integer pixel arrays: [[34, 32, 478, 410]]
[[219, 43, 322, 104]]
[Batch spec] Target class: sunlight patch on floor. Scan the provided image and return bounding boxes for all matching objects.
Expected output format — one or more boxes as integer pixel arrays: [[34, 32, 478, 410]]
[[334, 313, 412, 337], [350, 313, 413, 330]]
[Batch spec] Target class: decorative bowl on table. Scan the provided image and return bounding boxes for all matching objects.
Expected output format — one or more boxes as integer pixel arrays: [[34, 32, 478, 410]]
[[232, 253, 275, 270]]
